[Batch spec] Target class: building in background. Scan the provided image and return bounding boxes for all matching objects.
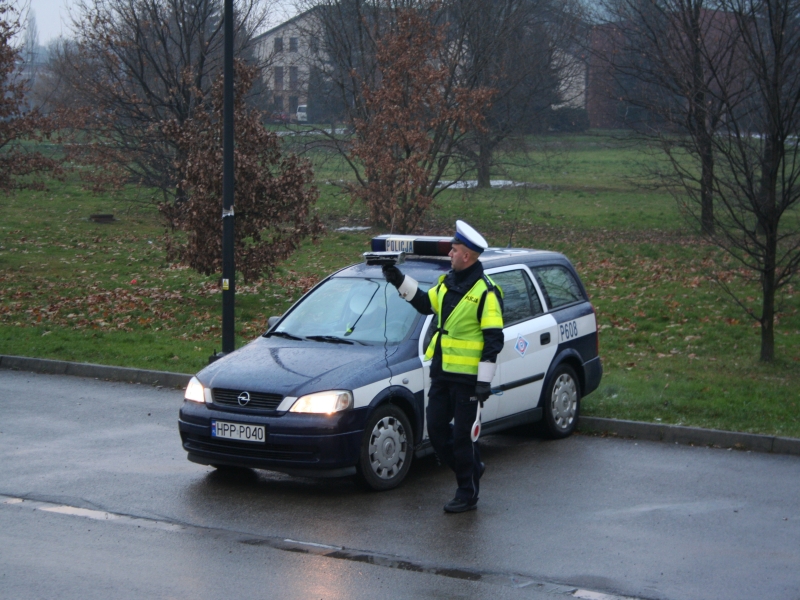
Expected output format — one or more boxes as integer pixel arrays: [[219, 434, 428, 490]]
[[253, 11, 318, 122], [255, 8, 589, 130]]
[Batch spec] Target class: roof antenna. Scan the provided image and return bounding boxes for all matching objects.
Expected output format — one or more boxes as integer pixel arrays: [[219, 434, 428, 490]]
[[344, 286, 379, 336]]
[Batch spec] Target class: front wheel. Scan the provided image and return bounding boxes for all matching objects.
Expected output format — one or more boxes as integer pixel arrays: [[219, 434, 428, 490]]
[[355, 404, 413, 491], [542, 364, 580, 439]]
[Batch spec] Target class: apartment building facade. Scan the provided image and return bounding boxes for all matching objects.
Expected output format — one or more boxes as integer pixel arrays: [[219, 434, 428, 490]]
[[254, 11, 319, 119]]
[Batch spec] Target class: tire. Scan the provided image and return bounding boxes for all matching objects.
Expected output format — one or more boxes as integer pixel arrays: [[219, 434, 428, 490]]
[[355, 404, 413, 491], [541, 364, 580, 439]]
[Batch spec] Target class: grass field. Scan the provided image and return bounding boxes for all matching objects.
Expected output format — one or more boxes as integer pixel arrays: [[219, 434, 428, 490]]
[[1, 133, 798, 437]]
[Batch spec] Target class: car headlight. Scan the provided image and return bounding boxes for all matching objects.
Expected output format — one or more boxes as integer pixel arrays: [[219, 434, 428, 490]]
[[185, 377, 206, 403], [290, 390, 353, 414]]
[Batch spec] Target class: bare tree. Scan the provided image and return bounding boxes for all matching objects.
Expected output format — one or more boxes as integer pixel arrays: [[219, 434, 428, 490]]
[[590, 0, 800, 361], [22, 10, 38, 66], [49, 0, 271, 202], [454, 0, 582, 187], [589, 0, 744, 235], [0, 1, 62, 191], [701, 0, 800, 361], [296, 0, 492, 231], [296, 0, 581, 190]]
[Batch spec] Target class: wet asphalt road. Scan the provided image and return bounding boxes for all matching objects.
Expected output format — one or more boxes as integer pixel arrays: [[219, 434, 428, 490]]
[[1, 370, 799, 600]]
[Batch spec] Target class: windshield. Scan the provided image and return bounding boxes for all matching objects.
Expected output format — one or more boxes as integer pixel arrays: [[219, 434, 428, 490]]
[[273, 277, 421, 345]]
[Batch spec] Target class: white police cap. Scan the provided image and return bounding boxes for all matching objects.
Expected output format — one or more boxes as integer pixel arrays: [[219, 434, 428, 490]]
[[452, 220, 488, 253]]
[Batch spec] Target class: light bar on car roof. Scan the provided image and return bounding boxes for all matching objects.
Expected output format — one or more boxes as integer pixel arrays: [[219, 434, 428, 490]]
[[371, 235, 452, 257]]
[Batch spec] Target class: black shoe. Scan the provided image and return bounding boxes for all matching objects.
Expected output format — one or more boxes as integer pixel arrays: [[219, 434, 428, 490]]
[[444, 498, 478, 513], [479, 462, 485, 479]]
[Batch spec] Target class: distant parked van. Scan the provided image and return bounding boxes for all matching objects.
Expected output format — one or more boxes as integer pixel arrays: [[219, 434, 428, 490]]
[[296, 105, 307, 123]]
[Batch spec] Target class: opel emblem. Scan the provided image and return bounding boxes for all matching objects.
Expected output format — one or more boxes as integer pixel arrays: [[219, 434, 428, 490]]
[[237, 391, 251, 406]]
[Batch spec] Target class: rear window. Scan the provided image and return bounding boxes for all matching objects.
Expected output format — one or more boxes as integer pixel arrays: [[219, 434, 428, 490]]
[[490, 269, 543, 326], [534, 265, 583, 309]]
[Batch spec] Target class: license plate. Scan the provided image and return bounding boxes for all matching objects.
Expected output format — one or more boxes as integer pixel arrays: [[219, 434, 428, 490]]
[[211, 420, 266, 443], [385, 237, 414, 253]]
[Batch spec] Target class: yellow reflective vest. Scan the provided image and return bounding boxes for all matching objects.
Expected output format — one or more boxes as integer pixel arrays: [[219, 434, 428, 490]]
[[424, 274, 504, 375]]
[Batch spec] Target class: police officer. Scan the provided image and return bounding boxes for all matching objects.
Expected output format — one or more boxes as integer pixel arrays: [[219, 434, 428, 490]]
[[383, 221, 504, 513]]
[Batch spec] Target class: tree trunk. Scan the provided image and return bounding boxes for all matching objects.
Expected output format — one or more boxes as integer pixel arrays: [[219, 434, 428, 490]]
[[699, 134, 714, 235], [759, 135, 778, 362], [689, 5, 714, 236], [476, 134, 492, 189], [757, 137, 775, 236], [760, 262, 776, 362]]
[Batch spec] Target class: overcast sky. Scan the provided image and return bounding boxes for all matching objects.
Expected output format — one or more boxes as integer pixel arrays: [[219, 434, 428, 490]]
[[27, 0, 297, 45], [29, 0, 71, 44]]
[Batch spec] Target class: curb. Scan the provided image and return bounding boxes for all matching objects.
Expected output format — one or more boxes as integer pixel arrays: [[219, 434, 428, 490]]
[[0, 355, 191, 389], [579, 416, 800, 457], [2, 354, 799, 457]]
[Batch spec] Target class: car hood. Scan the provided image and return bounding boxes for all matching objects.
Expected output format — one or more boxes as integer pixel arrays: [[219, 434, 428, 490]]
[[197, 336, 401, 398]]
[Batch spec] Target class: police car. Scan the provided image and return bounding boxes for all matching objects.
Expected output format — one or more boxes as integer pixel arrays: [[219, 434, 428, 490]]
[[178, 234, 602, 490]]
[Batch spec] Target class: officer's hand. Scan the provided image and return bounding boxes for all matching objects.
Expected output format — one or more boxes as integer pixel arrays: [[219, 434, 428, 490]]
[[475, 382, 492, 406], [382, 265, 405, 288]]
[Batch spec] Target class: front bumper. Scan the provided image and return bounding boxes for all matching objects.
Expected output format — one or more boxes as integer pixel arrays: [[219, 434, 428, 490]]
[[178, 400, 366, 474]]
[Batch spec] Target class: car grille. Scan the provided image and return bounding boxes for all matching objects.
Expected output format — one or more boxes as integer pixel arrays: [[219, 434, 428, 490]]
[[212, 388, 283, 410], [183, 434, 319, 462]]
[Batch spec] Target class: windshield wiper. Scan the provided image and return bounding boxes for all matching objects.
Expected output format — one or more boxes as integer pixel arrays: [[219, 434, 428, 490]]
[[305, 335, 361, 345], [267, 331, 303, 340]]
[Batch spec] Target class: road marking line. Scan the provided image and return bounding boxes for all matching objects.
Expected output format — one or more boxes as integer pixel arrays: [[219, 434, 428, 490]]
[[42, 506, 124, 520], [1, 495, 185, 532], [1, 494, 644, 600], [284, 538, 343, 550], [575, 591, 633, 600]]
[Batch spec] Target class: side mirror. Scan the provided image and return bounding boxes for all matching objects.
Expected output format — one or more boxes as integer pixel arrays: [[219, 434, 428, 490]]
[[267, 316, 281, 328]]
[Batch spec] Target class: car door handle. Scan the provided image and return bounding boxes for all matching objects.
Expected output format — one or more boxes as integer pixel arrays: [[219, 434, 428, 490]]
[[540, 332, 550, 345]]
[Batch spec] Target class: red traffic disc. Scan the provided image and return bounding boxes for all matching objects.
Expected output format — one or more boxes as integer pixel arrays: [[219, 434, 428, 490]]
[[471, 421, 481, 442]]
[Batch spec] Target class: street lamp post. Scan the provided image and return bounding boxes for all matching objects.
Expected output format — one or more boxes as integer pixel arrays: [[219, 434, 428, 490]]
[[219, 0, 236, 358]]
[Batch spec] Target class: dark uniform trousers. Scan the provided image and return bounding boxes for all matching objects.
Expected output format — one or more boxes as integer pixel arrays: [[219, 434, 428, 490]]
[[426, 379, 482, 503]]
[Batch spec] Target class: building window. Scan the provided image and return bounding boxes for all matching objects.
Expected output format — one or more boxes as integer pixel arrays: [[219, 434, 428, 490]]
[[289, 37, 298, 52], [274, 37, 283, 52], [309, 36, 319, 54], [274, 66, 284, 91], [274, 95, 284, 111], [289, 96, 299, 113], [289, 66, 299, 91]]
